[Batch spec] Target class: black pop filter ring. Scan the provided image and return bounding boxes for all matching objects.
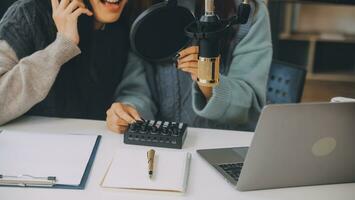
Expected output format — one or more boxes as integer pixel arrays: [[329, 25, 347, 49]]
[[130, 0, 195, 62]]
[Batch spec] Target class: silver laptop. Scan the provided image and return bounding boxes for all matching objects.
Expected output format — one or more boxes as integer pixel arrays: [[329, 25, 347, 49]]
[[197, 102, 355, 191]]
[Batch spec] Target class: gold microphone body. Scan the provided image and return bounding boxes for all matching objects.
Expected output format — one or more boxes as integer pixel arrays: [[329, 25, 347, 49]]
[[195, 0, 222, 87], [197, 56, 220, 87]]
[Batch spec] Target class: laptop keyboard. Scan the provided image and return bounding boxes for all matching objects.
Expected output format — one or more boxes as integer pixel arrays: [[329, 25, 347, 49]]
[[218, 163, 244, 181]]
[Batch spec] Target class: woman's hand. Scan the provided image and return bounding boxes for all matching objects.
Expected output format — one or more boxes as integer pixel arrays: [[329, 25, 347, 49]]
[[51, 0, 93, 45], [106, 102, 142, 133], [177, 46, 199, 81], [177, 46, 213, 100]]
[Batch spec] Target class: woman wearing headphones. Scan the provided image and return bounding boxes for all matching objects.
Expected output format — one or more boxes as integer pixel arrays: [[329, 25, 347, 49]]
[[0, 0, 156, 130]]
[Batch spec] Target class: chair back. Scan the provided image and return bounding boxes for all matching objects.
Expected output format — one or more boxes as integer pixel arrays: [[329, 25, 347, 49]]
[[267, 61, 307, 104]]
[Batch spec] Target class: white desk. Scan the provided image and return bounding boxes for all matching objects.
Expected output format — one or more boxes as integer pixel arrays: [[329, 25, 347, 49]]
[[0, 116, 354, 200]]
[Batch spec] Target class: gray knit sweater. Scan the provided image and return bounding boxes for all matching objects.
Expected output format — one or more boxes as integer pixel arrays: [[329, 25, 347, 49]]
[[150, 0, 272, 131]]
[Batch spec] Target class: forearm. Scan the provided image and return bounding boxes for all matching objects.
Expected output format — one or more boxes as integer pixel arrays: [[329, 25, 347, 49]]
[[197, 84, 213, 100], [192, 46, 272, 124], [192, 77, 251, 123], [0, 33, 81, 125]]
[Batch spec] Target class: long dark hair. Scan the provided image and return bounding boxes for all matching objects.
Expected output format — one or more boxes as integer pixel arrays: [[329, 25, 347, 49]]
[[73, 0, 153, 118]]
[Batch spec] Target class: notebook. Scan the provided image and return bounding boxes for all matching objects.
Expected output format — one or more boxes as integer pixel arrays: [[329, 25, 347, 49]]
[[0, 130, 101, 189], [101, 148, 191, 193]]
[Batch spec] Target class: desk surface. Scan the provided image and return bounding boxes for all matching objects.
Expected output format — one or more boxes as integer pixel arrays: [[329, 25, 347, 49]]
[[0, 116, 354, 200]]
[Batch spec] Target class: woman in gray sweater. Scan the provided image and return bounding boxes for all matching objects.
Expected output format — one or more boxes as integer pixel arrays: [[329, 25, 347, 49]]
[[0, 0, 156, 128], [113, 0, 272, 132]]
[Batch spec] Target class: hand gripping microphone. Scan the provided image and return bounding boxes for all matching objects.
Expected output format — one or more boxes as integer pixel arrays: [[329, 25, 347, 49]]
[[185, 0, 251, 87]]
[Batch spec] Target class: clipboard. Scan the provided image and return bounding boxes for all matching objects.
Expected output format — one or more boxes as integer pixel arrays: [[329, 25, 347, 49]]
[[0, 131, 101, 190]]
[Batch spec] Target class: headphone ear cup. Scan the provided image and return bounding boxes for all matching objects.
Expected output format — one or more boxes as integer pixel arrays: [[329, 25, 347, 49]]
[[237, 3, 251, 24]]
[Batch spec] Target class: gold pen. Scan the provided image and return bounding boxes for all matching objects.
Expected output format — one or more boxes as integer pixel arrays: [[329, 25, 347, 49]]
[[147, 149, 155, 179]]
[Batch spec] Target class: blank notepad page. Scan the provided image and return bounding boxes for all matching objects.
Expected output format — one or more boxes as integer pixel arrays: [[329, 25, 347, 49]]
[[102, 148, 191, 192]]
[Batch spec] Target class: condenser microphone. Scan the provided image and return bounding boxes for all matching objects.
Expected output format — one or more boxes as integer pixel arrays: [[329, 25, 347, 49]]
[[196, 0, 222, 87], [185, 0, 251, 87]]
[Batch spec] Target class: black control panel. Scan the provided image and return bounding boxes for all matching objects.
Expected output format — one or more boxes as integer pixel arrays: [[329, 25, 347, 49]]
[[124, 120, 188, 149]]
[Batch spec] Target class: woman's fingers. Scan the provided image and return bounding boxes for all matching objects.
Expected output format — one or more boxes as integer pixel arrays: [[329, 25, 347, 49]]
[[106, 110, 118, 133], [110, 112, 129, 126], [51, 0, 59, 10], [107, 122, 127, 134], [109, 103, 141, 125], [178, 61, 198, 77], [126, 106, 142, 121], [65, 0, 86, 14], [72, 7, 93, 18], [117, 126, 128, 133], [178, 46, 199, 59], [177, 47, 199, 79], [177, 47, 200, 80], [106, 109, 128, 134], [52, 0, 90, 44], [106, 103, 143, 134], [113, 108, 136, 124], [112, 103, 136, 124], [181, 67, 198, 76], [178, 53, 198, 65], [178, 61, 198, 69], [58, 0, 70, 10]]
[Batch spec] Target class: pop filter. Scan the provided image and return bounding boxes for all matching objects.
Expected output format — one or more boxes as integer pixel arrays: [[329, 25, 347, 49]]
[[130, 0, 195, 62]]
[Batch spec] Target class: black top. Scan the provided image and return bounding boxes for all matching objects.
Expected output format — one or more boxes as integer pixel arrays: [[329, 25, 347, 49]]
[[0, 0, 129, 120]]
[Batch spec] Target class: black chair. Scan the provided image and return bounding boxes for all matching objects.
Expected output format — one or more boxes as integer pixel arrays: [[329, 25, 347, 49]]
[[266, 60, 307, 104]]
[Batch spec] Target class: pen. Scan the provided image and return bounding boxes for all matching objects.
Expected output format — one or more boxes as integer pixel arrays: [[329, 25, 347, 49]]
[[147, 149, 155, 179]]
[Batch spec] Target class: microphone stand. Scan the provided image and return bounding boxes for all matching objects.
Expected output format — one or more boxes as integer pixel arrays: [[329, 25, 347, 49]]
[[185, 0, 251, 87]]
